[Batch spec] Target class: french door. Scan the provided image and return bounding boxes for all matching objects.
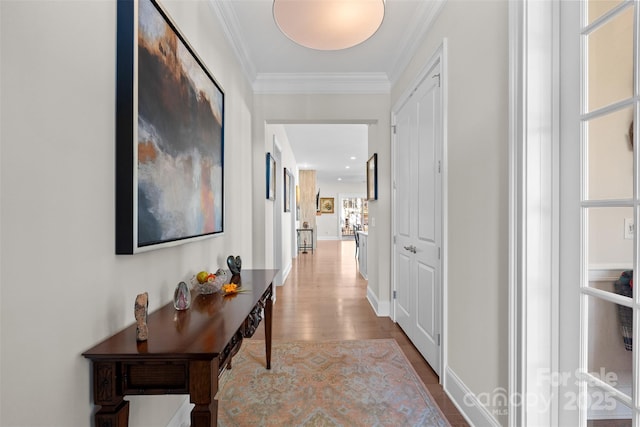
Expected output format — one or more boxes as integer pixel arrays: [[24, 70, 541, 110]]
[[568, 0, 639, 424]]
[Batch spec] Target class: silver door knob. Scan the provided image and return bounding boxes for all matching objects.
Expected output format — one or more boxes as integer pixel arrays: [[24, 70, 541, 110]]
[[404, 245, 412, 251]]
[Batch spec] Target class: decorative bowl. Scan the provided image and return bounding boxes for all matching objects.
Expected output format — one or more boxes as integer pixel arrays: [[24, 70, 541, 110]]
[[190, 269, 230, 294]]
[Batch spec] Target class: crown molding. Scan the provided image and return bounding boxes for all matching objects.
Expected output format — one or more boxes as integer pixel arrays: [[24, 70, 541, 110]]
[[388, 0, 446, 85], [208, 0, 444, 94], [207, 0, 257, 83], [253, 73, 391, 94]]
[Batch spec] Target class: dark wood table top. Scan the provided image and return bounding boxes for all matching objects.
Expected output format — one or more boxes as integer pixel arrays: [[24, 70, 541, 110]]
[[83, 269, 278, 361]]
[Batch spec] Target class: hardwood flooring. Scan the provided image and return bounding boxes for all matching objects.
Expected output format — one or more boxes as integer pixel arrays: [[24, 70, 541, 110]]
[[588, 421, 631, 427], [252, 240, 469, 426]]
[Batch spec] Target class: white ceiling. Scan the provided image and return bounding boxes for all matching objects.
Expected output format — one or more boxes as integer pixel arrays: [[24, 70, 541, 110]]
[[283, 124, 369, 183], [210, 0, 442, 90], [209, 0, 442, 183]]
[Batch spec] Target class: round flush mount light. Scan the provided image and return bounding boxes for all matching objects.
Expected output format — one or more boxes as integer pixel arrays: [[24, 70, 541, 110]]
[[273, 0, 385, 51]]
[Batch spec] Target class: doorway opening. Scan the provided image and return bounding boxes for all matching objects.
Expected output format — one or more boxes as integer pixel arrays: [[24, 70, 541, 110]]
[[277, 123, 369, 243], [340, 196, 368, 239], [264, 122, 369, 289]]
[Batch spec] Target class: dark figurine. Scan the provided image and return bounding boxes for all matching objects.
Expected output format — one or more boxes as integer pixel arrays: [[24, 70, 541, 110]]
[[227, 255, 242, 275]]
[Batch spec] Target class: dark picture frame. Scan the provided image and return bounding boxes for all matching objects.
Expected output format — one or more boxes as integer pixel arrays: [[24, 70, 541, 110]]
[[115, 0, 225, 254], [284, 168, 292, 212], [266, 153, 276, 200], [366, 153, 378, 201]]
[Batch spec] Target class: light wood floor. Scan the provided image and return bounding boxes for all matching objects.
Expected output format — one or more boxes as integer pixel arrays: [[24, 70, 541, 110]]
[[252, 239, 469, 426]]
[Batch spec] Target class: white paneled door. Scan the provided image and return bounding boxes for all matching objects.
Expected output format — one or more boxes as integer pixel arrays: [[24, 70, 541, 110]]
[[394, 60, 443, 376]]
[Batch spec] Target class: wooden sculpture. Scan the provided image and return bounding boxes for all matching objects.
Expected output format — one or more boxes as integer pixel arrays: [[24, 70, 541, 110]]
[[135, 292, 149, 341]]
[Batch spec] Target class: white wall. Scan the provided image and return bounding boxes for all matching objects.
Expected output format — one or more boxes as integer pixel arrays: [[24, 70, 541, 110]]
[[266, 124, 298, 281], [0, 1, 254, 426], [391, 1, 509, 424], [316, 179, 366, 240], [252, 96, 391, 309]]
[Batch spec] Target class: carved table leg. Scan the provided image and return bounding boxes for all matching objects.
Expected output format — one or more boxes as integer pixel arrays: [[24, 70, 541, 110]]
[[265, 288, 273, 370], [92, 361, 130, 427], [95, 400, 129, 427], [189, 359, 219, 427], [191, 401, 218, 427]]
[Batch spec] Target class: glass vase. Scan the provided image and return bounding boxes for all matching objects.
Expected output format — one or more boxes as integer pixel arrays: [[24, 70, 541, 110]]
[[173, 281, 191, 310]]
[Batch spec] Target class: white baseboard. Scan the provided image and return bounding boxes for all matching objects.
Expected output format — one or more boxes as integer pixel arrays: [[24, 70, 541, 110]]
[[444, 366, 500, 427], [366, 286, 390, 317], [167, 398, 192, 427], [588, 266, 628, 283], [317, 236, 340, 241], [280, 261, 291, 286]]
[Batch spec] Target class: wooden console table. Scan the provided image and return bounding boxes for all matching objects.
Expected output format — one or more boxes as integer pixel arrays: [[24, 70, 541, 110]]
[[83, 269, 277, 427]]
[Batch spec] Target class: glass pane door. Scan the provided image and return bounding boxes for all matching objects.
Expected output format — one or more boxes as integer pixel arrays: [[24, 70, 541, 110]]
[[581, 1, 638, 425]]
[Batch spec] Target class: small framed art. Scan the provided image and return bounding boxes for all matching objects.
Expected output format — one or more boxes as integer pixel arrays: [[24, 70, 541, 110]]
[[266, 153, 276, 200], [284, 168, 292, 212], [366, 153, 378, 201], [319, 197, 335, 214]]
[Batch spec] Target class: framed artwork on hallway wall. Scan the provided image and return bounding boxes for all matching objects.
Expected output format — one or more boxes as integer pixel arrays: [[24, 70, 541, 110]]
[[284, 168, 292, 212], [266, 153, 276, 200], [320, 197, 335, 214], [366, 153, 378, 201], [115, 0, 225, 254]]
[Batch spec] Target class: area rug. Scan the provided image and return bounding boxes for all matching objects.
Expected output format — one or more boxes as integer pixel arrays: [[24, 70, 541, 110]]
[[216, 339, 451, 427]]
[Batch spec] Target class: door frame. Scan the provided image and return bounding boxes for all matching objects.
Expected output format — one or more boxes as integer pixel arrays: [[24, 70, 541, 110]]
[[391, 39, 448, 381], [291, 170, 298, 259], [272, 136, 283, 286], [508, 1, 563, 425]]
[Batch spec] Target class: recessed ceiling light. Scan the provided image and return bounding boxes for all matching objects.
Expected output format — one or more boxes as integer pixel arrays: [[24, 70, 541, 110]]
[[350, 156, 357, 160], [338, 178, 342, 181], [345, 166, 350, 169]]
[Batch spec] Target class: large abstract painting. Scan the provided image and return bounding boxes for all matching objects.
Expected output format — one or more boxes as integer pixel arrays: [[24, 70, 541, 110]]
[[116, 0, 224, 254]]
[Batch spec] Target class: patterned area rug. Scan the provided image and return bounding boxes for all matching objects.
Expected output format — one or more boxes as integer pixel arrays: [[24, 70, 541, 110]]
[[216, 339, 451, 427]]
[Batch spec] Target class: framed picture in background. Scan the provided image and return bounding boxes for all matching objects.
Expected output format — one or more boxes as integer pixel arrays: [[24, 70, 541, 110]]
[[320, 197, 335, 214], [266, 153, 276, 200], [366, 153, 378, 201], [115, 0, 225, 254], [284, 168, 291, 212]]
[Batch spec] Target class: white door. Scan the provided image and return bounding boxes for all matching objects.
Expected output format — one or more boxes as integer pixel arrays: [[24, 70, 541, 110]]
[[394, 61, 442, 375]]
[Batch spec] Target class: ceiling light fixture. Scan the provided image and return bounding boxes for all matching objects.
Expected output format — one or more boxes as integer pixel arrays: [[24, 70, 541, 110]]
[[273, 0, 385, 51]]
